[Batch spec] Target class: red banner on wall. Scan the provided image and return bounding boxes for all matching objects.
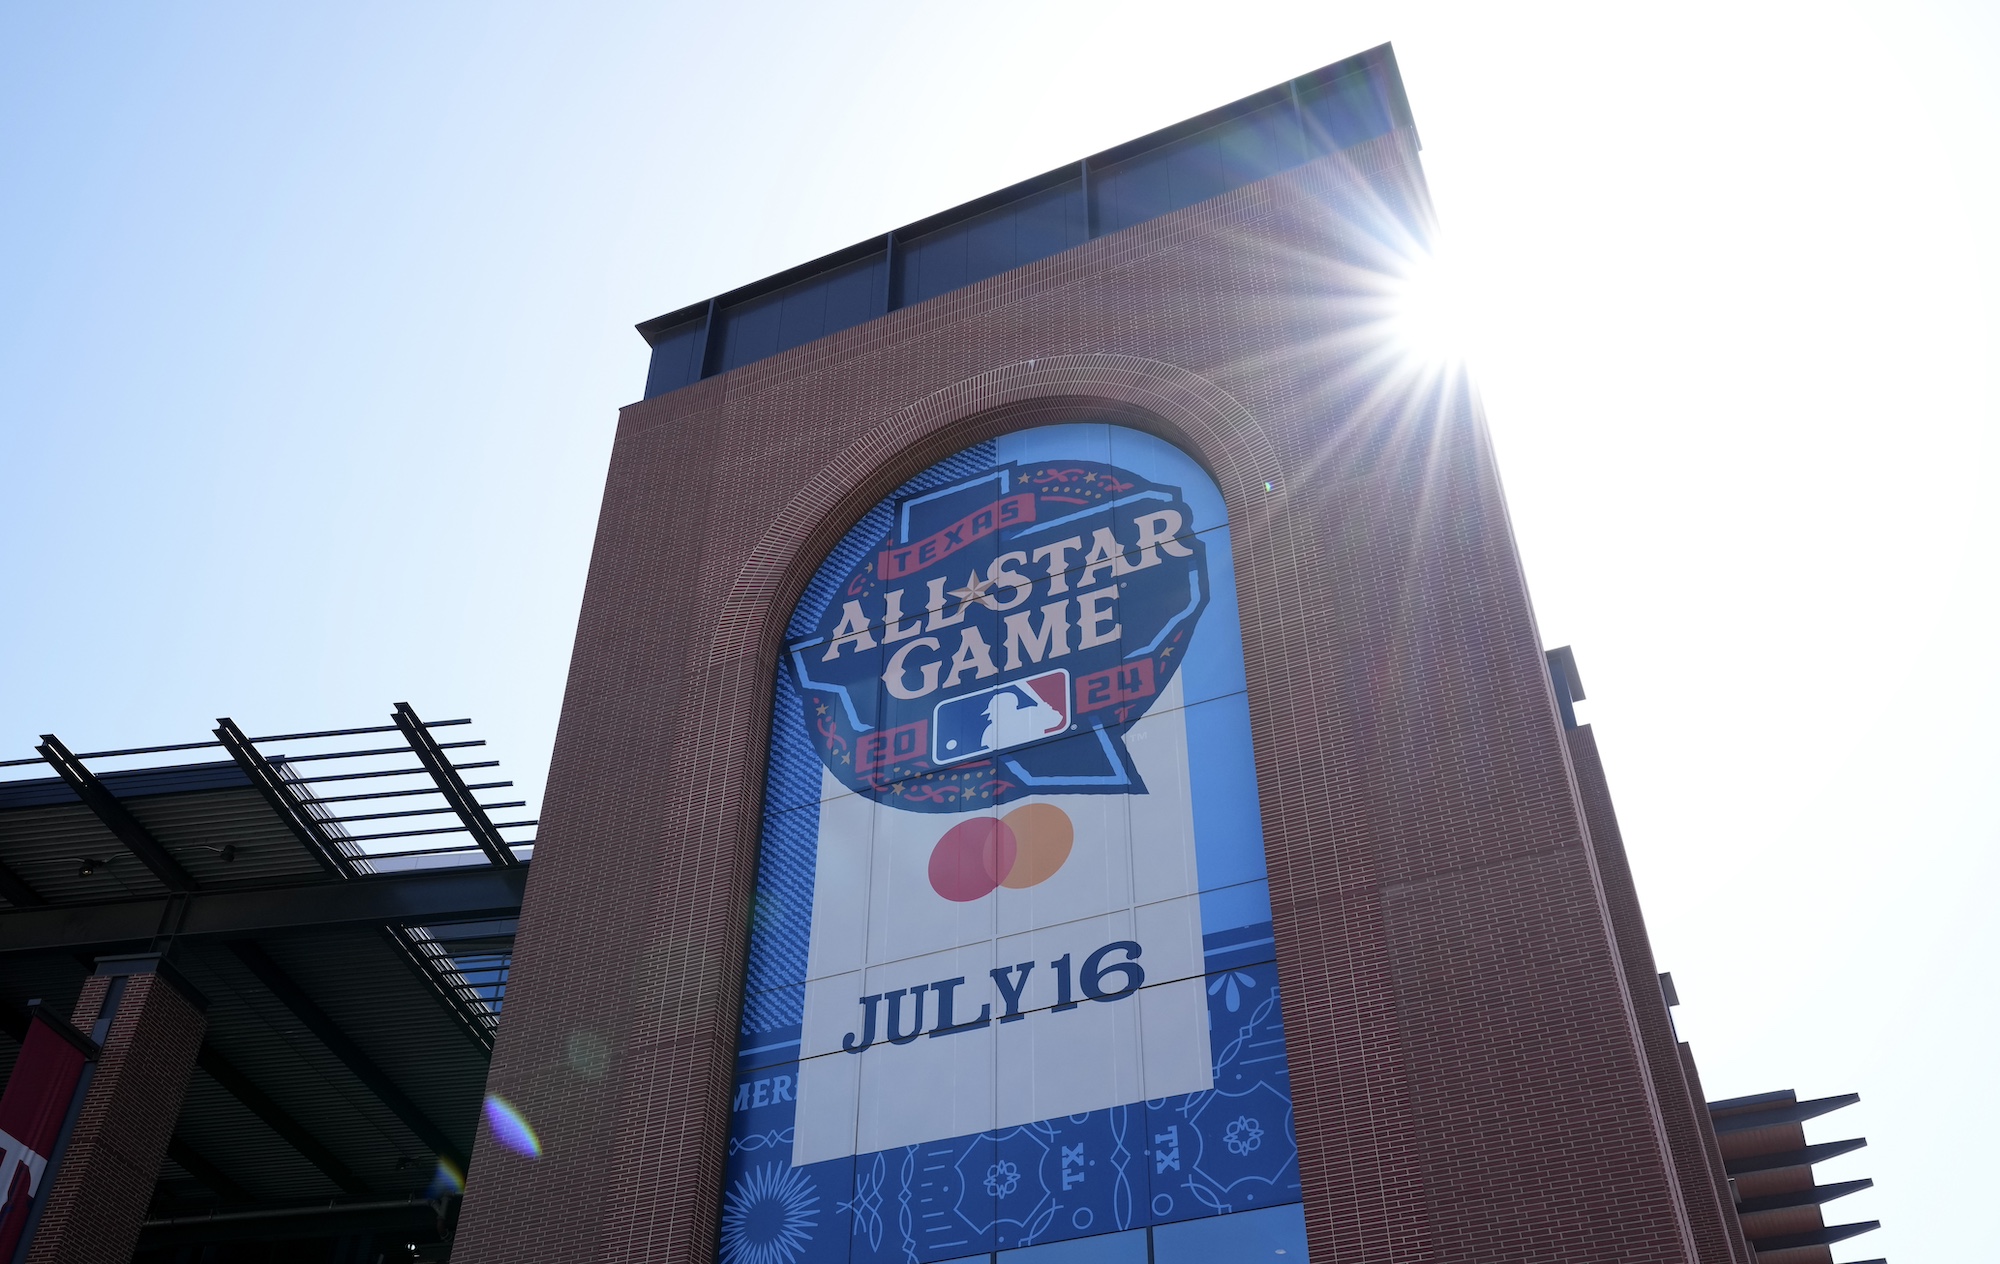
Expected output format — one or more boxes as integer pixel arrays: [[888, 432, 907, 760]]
[[0, 1012, 95, 1258]]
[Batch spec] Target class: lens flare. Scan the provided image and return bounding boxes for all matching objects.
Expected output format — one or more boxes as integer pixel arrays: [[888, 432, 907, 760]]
[[484, 1094, 542, 1158], [428, 1157, 466, 1196], [1384, 248, 1479, 369]]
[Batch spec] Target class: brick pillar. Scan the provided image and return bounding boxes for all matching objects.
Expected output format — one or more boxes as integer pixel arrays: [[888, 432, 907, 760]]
[[21, 954, 206, 1264]]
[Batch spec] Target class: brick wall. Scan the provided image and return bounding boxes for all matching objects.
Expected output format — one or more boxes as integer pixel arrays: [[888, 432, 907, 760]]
[[26, 970, 206, 1264], [454, 130, 1700, 1263], [1568, 723, 1751, 1264]]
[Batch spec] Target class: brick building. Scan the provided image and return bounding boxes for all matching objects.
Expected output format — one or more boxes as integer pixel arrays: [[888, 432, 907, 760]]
[[446, 41, 1881, 1264], [0, 41, 1880, 1264]]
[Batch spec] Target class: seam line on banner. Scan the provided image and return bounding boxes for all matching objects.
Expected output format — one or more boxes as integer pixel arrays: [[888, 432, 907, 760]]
[[1012, 489, 1175, 539], [1205, 936, 1274, 956], [1129, 572, 1203, 658]]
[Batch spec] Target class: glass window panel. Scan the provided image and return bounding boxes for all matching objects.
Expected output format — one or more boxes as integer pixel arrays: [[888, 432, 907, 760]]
[[901, 222, 969, 306], [1299, 68, 1392, 153], [1214, 99, 1304, 186], [776, 276, 832, 353], [1094, 147, 1174, 235], [998, 1225, 1147, 1263], [1096, 100, 1310, 236], [718, 252, 886, 372], [717, 292, 782, 371], [897, 180, 1087, 309], [643, 320, 704, 397], [1163, 132, 1227, 212], [1153, 1202, 1308, 1262], [1012, 181, 1088, 264], [824, 254, 886, 333]]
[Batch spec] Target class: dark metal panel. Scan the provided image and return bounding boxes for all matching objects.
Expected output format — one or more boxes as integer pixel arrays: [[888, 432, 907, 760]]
[[381, 926, 497, 1056], [226, 941, 466, 1168], [166, 1137, 254, 1203], [0, 864, 528, 956], [1708, 1088, 1796, 1113], [0, 760, 254, 810], [214, 718, 352, 877], [174, 943, 443, 1196], [0, 800, 170, 903], [1723, 1137, 1867, 1175], [123, 788, 335, 889], [257, 931, 495, 1147], [172, 1072, 346, 1205], [635, 297, 712, 346], [1546, 645, 1584, 730], [1748, 1220, 1881, 1251], [36, 734, 198, 891], [195, 1044, 372, 1196], [1735, 1178, 1874, 1214], [1711, 1092, 1860, 1134], [0, 858, 44, 909]]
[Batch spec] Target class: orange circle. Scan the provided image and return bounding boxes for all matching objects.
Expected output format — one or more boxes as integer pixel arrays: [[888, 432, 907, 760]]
[[998, 803, 1073, 888]]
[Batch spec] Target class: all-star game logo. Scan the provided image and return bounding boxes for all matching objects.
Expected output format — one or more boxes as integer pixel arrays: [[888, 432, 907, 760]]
[[789, 459, 1210, 812]]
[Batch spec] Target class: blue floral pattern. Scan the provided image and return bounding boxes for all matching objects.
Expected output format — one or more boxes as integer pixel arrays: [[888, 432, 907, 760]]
[[722, 929, 1297, 1264]]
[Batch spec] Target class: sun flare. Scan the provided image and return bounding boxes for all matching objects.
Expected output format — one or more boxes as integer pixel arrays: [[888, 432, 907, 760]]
[[1385, 247, 1480, 370]]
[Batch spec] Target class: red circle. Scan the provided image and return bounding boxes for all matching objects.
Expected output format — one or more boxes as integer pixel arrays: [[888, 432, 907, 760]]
[[928, 818, 1018, 902]]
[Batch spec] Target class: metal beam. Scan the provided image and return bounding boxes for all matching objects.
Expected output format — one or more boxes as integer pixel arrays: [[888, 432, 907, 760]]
[[381, 926, 495, 1057], [1749, 1220, 1881, 1252], [165, 1136, 254, 1203], [1723, 1137, 1866, 1175], [37, 734, 199, 891], [195, 1045, 370, 1196], [1737, 1178, 1874, 1214], [392, 703, 517, 867], [1710, 1092, 1860, 1134], [139, 1197, 452, 1247], [0, 859, 45, 909], [213, 717, 352, 877], [226, 940, 466, 1168], [0, 864, 528, 956]]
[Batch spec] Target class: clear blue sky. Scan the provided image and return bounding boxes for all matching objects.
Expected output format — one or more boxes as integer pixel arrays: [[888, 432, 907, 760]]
[[3, 3, 1994, 1258]]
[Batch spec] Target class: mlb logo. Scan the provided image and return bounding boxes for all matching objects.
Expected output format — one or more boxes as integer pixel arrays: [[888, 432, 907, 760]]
[[931, 670, 1070, 765]]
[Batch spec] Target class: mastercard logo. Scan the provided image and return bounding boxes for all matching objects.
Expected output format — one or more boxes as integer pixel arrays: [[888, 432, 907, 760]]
[[927, 804, 1073, 902]]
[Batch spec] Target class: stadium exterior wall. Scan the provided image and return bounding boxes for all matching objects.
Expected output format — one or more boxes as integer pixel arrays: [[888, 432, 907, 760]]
[[453, 124, 1704, 1263]]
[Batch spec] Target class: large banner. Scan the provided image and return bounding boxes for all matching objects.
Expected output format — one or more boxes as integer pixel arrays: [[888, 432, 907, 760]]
[[0, 1011, 93, 1258], [723, 425, 1300, 1264]]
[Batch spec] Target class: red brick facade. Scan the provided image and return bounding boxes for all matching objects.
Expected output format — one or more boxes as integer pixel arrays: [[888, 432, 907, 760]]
[[28, 967, 206, 1264], [455, 130, 1706, 1262]]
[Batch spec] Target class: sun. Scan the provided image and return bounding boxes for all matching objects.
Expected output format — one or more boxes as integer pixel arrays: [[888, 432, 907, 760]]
[[1383, 246, 1480, 371]]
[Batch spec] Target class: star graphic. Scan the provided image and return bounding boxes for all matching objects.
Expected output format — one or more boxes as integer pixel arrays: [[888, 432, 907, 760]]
[[949, 575, 994, 611]]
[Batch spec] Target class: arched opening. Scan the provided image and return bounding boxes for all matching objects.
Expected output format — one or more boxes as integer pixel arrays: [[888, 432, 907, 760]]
[[719, 420, 1306, 1264]]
